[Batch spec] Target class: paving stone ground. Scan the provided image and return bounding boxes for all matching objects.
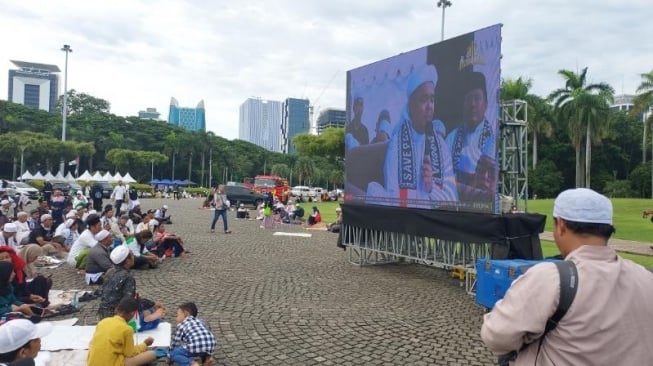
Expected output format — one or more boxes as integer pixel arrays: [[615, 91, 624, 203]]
[[43, 198, 497, 365]]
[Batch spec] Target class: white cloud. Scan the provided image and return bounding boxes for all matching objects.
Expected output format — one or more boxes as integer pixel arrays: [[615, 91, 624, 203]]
[[1, 0, 651, 139]]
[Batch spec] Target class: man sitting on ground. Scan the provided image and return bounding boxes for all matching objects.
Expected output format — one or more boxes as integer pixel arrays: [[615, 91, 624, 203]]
[[154, 204, 172, 224], [84, 229, 114, 285]]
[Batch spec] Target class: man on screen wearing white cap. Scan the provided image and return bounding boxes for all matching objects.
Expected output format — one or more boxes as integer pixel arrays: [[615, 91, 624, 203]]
[[0, 318, 52, 364], [372, 64, 458, 209], [481, 188, 653, 365]]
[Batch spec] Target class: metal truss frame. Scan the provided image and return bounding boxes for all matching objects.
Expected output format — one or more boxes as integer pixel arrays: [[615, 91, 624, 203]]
[[343, 225, 490, 293], [499, 99, 529, 211]]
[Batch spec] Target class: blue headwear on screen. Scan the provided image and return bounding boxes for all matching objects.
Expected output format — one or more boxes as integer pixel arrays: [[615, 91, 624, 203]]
[[406, 64, 438, 98]]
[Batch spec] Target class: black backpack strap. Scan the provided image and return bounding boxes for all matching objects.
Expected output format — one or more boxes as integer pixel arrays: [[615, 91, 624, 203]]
[[545, 260, 578, 333], [534, 260, 578, 363]]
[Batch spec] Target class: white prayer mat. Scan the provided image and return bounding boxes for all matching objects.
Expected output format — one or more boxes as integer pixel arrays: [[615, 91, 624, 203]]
[[40, 321, 172, 351], [273, 232, 312, 238]]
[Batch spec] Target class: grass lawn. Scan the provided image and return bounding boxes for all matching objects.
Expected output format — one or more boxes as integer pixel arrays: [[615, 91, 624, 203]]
[[542, 241, 653, 268], [527, 198, 653, 243], [325, 199, 653, 267]]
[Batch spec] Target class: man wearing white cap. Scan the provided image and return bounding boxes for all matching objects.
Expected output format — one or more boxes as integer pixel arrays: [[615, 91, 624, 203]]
[[481, 188, 653, 365], [98, 245, 136, 320], [14, 212, 31, 246], [0, 319, 52, 364], [0, 222, 18, 248], [84, 229, 114, 285], [67, 214, 102, 268], [154, 204, 171, 224], [373, 64, 458, 209]]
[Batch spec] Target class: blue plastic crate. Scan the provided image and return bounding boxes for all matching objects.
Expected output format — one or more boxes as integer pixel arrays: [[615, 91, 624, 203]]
[[475, 258, 558, 309]]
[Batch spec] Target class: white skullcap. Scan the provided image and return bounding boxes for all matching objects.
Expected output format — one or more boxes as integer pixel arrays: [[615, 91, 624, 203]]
[[0, 319, 52, 353], [0, 199, 9, 205], [94, 229, 111, 242], [162, 204, 168, 209], [40, 214, 53, 222], [3, 223, 17, 233], [406, 64, 438, 98], [110, 245, 130, 264], [553, 188, 613, 225]]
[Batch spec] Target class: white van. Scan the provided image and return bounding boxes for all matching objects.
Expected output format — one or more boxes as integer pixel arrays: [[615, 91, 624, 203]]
[[291, 186, 311, 198], [311, 187, 325, 198]]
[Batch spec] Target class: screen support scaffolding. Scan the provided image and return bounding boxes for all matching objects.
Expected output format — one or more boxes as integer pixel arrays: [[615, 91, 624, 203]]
[[499, 100, 529, 212]]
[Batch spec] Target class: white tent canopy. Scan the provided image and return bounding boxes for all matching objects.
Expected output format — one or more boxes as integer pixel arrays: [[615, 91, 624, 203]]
[[33, 171, 44, 180], [77, 170, 93, 181], [43, 172, 55, 180], [64, 172, 76, 182], [54, 172, 65, 180], [91, 171, 103, 181], [102, 172, 113, 181], [19, 170, 33, 180], [122, 172, 136, 183], [112, 172, 123, 183]]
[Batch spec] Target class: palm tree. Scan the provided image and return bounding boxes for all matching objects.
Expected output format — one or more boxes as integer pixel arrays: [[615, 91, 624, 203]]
[[549, 67, 614, 188], [295, 157, 316, 186], [632, 70, 653, 163], [501, 77, 553, 168]]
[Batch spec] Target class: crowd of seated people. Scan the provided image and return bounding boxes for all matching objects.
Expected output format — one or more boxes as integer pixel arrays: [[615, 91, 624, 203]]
[[0, 189, 187, 328]]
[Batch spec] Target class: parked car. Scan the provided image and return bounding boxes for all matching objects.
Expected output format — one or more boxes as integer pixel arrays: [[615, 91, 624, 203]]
[[8, 181, 39, 199], [310, 187, 325, 198], [50, 180, 82, 196], [224, 185, 267, 208], [290, 185, 312, 198], [95, 181, 114, 198]]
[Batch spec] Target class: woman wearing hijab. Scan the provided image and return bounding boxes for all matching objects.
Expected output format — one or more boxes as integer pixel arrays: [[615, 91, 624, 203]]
[[0, 261, 35, 319], [307, 207, 322, 226], [0, 246, 51, 307]]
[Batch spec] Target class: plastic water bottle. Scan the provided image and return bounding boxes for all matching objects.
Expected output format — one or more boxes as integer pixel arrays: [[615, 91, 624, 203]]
[[71, 290, 80, 308]]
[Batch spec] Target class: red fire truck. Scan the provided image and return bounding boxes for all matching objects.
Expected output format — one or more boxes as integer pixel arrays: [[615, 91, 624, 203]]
[[254, 175, 289, 203]]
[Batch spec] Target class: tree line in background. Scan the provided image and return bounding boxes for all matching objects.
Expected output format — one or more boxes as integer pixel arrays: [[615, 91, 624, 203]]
[[0, 90, 345, 189], [0, 66, 651, 198]]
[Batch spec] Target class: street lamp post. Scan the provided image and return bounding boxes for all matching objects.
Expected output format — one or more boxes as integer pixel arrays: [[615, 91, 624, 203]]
[[437, 0, 452, 42], [59, 44, 73, 175], [151, 159, 155, 183], [19, 146, 27, 180]]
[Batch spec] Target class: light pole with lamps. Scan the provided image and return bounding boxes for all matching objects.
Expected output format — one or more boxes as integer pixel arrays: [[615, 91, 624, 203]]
[[437, 0, 452, 42], [151, 159, 155, 183], [59, 44, 73, 175]]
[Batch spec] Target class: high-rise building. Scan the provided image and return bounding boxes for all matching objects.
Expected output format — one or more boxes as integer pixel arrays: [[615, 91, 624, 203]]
[[8, 60, 60, 113], [168, 98, 205, 131], [138, 107, 161, 120], [281, 98, 310, 154], [239, 98, 282, 152], [316, 108, 347, 135], [610, 94, 651, 122]]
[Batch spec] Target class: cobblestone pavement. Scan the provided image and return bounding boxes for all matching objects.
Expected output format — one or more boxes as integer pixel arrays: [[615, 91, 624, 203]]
[[44, 198, 496, 365], [540, 232, 653, 256]]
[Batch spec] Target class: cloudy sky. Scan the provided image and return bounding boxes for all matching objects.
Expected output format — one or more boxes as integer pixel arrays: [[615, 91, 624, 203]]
[[1, 0, 651, 140]]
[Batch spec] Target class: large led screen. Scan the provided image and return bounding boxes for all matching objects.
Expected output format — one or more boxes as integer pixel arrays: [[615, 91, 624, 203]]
[[344, 24, 502, 214]]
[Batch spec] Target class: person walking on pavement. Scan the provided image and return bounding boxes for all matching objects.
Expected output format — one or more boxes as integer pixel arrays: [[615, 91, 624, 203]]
[[110, 180, 127, 216], [210, 185, 231, 234]]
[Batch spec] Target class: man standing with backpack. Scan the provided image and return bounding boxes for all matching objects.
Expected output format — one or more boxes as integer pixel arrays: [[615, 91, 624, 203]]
[[481, 188, 653, 365]]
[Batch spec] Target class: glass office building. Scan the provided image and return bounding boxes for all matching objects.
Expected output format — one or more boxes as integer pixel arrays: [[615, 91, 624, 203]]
[[168, 98, 205, 131], [316, 108, 347, 135], [281, 98, 310, 154], [239, 98, 283, 152]]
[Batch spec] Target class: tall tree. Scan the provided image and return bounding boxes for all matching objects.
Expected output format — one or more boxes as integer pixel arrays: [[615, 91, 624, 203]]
[[632, 70, 653, 163], [549, 67, 614, 187], [295, 157, 316, 186], [57, 89, 111, 115], [501, 77, 553, 168]]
